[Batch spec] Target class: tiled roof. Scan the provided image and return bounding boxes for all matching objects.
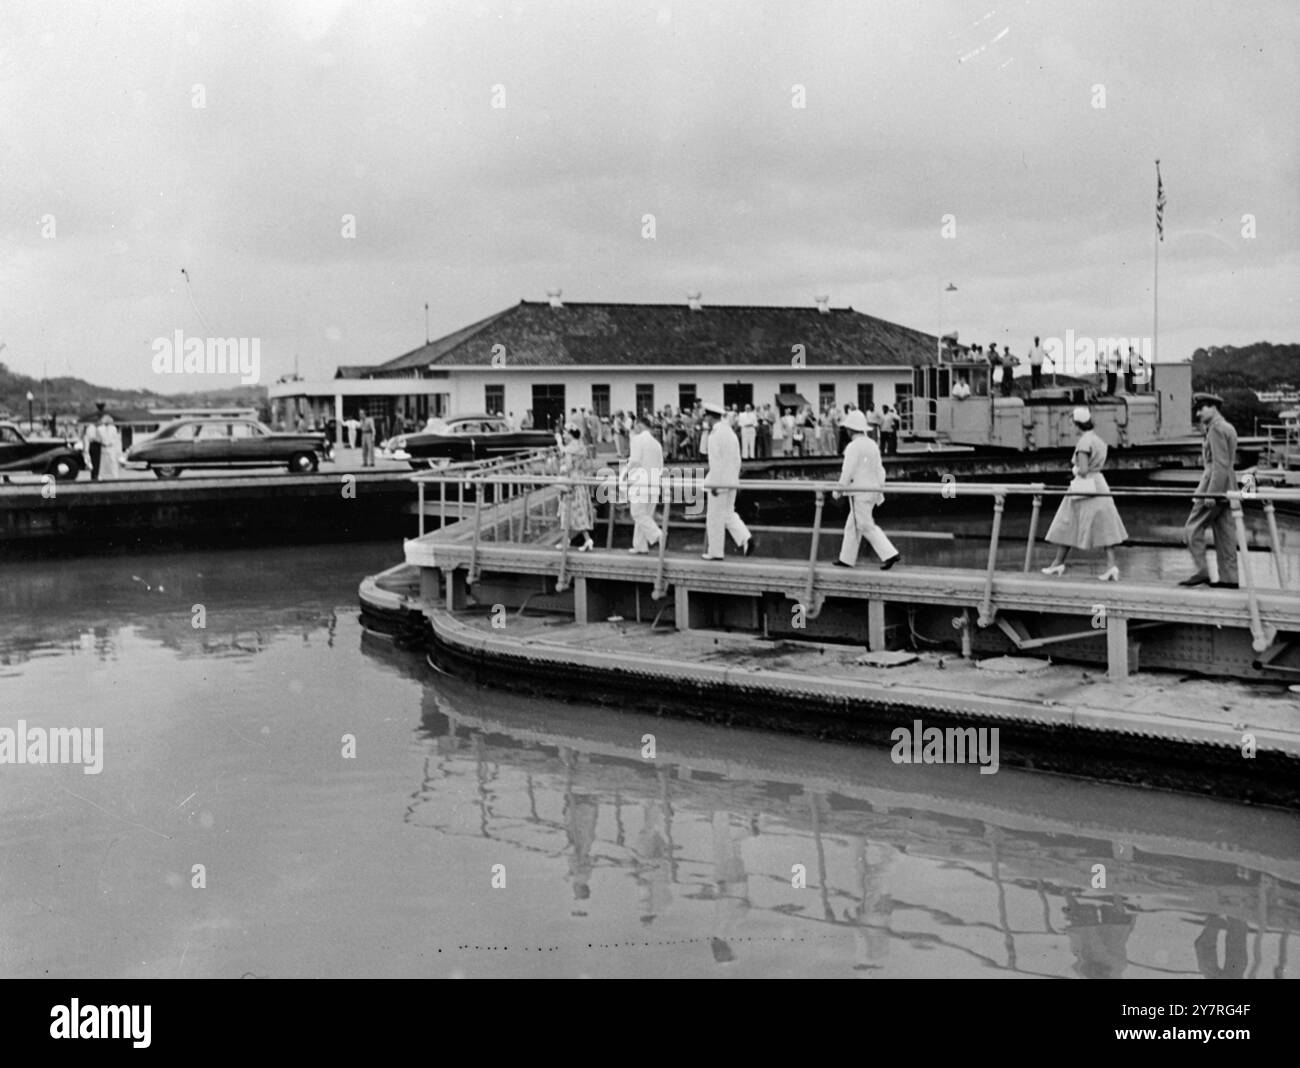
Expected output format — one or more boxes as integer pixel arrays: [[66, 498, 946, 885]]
[[348, 301, 938, 377]]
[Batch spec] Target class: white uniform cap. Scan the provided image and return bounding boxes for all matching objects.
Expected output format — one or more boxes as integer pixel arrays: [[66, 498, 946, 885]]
[[1072, 406, 1091, 424]]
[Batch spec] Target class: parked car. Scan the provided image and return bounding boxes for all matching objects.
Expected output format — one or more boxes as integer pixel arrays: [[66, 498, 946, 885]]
[[384, 415, 555, 469], [0, 421, 85, 481], [125, 418, 333, 478]]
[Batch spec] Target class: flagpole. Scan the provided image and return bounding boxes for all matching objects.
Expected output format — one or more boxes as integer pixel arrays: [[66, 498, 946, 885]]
[[1153, 159, 1161, 372]]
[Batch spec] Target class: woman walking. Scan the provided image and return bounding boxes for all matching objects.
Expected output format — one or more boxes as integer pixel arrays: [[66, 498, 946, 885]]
[[1042, 407, 1128, 581], [559, 427, 595, 551]]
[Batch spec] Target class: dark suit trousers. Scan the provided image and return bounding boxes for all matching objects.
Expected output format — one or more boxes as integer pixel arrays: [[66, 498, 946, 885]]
[[1185, 500, 1238, 584]]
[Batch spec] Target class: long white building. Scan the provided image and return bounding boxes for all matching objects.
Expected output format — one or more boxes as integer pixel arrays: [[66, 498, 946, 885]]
[[269, 297, 940, 436]]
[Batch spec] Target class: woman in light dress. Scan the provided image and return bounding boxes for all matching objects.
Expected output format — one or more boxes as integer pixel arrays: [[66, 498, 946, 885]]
[[559, 427, 595, 551], [1042, 407, 1128, 580], [96, 415, 123, 479]]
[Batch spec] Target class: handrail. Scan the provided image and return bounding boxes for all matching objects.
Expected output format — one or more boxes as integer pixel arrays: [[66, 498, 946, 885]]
[[406, 468, 1300, 503]]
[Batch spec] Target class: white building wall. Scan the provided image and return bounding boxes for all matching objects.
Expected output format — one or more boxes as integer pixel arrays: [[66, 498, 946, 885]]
[[449, 367, 910, 419]]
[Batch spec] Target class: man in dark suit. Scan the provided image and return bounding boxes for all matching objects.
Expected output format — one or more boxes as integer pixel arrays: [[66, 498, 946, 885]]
[[1180, 394, 1239, 588]]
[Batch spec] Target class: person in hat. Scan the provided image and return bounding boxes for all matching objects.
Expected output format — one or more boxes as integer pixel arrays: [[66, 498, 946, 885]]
[[701, 402, 752, 560], [833, 409, 899, 569], [1041, 407, 1128, 580], [625, 413, 663, 554], [1181, 394, 1240, 588], [96, 414, 123, 480]]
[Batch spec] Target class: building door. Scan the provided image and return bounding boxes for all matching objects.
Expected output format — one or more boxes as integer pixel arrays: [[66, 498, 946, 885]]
[[531, 384, 565, 432]]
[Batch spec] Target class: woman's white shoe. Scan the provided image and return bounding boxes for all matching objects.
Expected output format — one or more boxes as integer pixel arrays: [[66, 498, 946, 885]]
[[1097, 566, 1119, 581], [1041, 563, 1066, 576]]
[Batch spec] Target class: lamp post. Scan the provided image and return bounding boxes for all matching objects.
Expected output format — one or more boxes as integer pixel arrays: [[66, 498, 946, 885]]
[[937, 283, 957, 358], [26, 391, 34, 433]]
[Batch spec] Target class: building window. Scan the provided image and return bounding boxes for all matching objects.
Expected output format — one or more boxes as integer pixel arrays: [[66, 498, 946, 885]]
[[857, 383, 874, 411], [635, 383, 654, 416], [723, 383, 753, 409], [779, 382, 795, 395], [484, 384, 505, 415], [819, 383, 835, 410], [678, 383, 697, 411], [591, 384, 611, 418]]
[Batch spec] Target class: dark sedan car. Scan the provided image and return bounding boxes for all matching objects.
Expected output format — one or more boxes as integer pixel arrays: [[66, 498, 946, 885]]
[[384, 415, 555, 469], [0, 421, 85, 481], [125, 418, 333, 478]]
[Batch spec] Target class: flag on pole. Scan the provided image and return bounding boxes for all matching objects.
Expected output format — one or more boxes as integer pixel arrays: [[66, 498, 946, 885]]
[[1155, 160, 1166, 242]]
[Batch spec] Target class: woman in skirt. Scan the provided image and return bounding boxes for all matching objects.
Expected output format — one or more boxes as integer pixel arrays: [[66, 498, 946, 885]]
[[559, 427, 595, 551], [1041, 407, 1128, 580]]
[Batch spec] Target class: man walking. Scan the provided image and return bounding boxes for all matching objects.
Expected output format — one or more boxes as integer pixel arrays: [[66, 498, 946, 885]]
[[1028, 336, 1051, 390], [1180, 394, 1239, 588], [626, 414, 664, 554], [833, 410, 900, 570], [701, 402, 752, 560]]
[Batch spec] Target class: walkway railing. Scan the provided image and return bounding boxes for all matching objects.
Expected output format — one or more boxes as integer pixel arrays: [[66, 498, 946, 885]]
[[411, 460, 1300, 654]]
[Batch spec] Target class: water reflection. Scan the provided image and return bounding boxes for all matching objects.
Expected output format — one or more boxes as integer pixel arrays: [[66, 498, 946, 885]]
[[403, 663, 1300, 978], [1, 541, 1295, 978]]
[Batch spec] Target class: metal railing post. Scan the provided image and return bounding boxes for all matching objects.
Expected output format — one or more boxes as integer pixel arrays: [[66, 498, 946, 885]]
[[978, 492, 1006, 627], [802, 489, 826, 619], [652, 494, 672, 600], [418, 480, 425, 538], [1264, 499, 1287, 588], [468, 482, 485, 584], [439, 478, 447, 530], [1023, 483, 1043, 572], [555, 477, 574, 592], [1230, 494, 1268, 651]]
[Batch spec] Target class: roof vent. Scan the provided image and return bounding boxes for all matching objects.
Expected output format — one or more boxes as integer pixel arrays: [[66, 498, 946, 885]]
[[686, 291, 703, 312], [814, 295, 830, 315], [546, 288, 563, 309]]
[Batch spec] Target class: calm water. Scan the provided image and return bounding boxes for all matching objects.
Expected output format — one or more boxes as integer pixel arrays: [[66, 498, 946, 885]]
[[1, 540, 1297, 978]]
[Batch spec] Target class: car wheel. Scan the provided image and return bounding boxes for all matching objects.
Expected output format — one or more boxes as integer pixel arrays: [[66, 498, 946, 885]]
[[153, 466, 183, 479], [48, 458, 79, 481], [288, 452, 318, 473]]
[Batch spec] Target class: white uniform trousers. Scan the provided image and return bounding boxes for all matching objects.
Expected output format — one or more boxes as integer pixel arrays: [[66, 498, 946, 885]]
[[740, 427, 756, 459], [839, 498, 896, 564], [706, 489, 751, 558], [631, 500, 662, 552]]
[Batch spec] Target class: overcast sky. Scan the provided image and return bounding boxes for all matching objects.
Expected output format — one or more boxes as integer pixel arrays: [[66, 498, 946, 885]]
[[3, 0, 1297, 392]]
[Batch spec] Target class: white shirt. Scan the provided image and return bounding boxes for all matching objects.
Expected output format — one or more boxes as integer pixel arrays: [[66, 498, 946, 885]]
[[626, 429, 664, 504], [838, 434, 886, 506], [704, 419, 741, 489], [737, 410, 757, 429], [1028, 345, 1047, 367]]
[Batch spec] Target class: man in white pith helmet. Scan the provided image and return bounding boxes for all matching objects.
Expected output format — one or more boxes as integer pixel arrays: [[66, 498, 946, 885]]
[[701, 402, 752, 560], [833, 409, 900, 570]]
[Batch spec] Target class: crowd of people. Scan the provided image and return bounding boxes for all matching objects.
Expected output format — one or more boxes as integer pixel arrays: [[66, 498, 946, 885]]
[[548, 400, 903, 464], [551, 390, 1242, 589]]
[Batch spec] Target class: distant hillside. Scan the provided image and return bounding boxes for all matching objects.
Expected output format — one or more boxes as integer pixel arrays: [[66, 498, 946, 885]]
[[0, 363, 268, 419], [1191, 342, 1300, 392]]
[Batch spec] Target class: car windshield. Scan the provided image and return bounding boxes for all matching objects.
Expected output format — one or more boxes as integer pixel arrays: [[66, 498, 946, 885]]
[[0, 426, 23, 444]]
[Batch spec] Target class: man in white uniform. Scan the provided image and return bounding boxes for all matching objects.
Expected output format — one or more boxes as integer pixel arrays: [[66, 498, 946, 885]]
[[833, 410, 900, 569], [701, 402, 752, 560], [737, 404, 757, 459], [626, 414, 664, 554]]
